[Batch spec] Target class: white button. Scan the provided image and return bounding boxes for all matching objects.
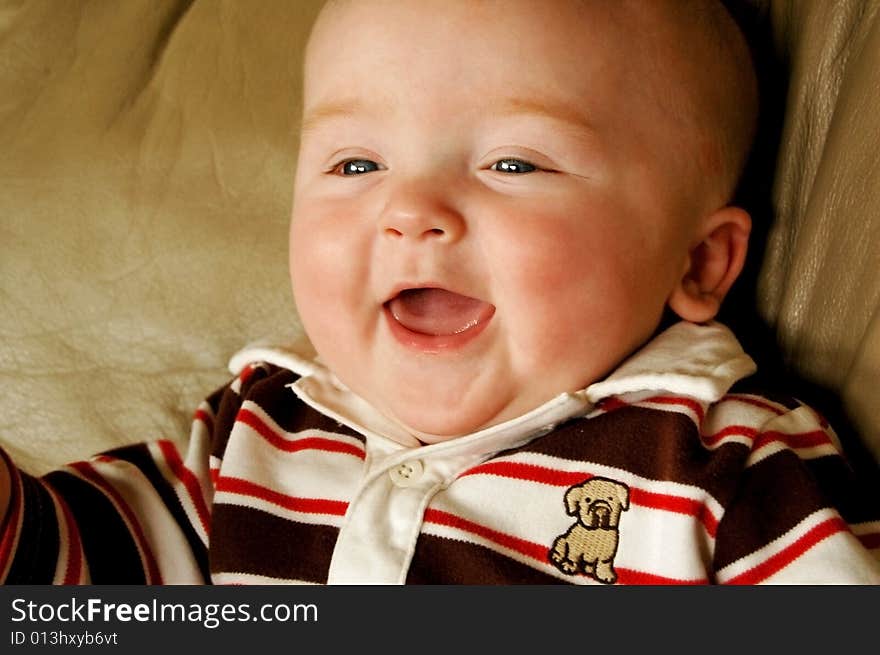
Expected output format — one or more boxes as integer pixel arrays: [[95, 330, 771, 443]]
[[389, 460, 424, 487]]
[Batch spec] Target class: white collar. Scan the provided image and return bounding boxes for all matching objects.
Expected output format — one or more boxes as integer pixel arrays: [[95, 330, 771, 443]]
[[584, 321, 756, 403], [228, 321, 756, 453]]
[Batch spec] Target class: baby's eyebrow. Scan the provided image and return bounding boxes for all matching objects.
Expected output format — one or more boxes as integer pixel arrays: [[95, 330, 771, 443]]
[[498, 96, 598, 133], [300, 99, 365, 134], [299, 96, 599, 137]]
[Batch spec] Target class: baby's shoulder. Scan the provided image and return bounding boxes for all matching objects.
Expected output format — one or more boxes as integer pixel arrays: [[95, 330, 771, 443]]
[[211, 338, 319, 411], [203, 342, 359, 453]]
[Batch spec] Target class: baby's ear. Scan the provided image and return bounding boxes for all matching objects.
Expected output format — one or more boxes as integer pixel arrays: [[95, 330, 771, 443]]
[[667, 206, 751, 324]]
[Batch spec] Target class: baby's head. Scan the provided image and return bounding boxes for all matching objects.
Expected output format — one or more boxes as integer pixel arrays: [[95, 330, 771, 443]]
[[289, 0, 758, 441]]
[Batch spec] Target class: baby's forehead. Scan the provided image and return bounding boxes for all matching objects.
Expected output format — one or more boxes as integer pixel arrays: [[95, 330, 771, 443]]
[[303, 0, 756, 207], [305, 0, 734, 92], [305, 1, 737, 127], [311, 0, 720, 44]]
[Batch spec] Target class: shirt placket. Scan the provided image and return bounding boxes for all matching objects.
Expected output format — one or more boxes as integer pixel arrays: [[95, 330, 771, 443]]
[[326, 446, 479, 584]]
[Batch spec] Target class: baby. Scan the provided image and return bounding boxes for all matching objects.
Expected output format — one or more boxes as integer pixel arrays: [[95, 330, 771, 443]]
[[1, 0, 879, 584]]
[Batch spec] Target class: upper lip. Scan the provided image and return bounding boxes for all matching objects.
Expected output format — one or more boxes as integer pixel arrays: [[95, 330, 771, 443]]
[[381, 282, 487, 306]]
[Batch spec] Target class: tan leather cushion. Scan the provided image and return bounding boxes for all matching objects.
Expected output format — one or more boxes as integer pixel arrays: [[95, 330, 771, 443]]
[[0, 0, 320, 473], [1, 0, 878, 474], [758, 0, 880, 462]]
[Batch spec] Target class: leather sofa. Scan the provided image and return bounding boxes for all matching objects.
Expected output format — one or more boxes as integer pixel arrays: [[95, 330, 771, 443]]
[[1, 0, 878, 479]]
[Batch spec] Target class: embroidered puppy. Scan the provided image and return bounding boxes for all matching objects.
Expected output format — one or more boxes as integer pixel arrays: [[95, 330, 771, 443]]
[[549, 477, 630, 584]]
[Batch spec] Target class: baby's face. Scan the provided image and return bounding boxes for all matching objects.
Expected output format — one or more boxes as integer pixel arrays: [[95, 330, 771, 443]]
[[290, 0, 713, 440]]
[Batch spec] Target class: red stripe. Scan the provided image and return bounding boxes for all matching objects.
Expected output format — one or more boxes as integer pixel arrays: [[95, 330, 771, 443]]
[[723, 395, 830, 428], [752, 429, 831, 451], [52, 486, 84, 584], [157, 441, 211, 538], [723, 394, 786, 416], [216, 476, 348, 516], [238, 365, 256, 388], [0, 451, 22, 581], [597, 395, 706, 424], [701, 425, 758, 447], [597, 397, 629, 412], [69, 461, 163, 585], [424, 509, 707, 585], [0, 466, 86, 584], [630, 488, 719, 537], [425, 508, 549, 561], [724, 516, 848, 584], [236, 408, 366, 459], [0, 500, 20, 581], [210, 468, 220, 487], [644, 395, 705, 423], [462, 461, 719, 536], [462, 461, 590, 487], [616, 569, 707, 585], [193, 408, 214, 433]]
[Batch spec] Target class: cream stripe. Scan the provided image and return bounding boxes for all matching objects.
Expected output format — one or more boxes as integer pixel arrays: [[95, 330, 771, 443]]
[[212, 492, 347, 528], [219, 408, 364, 503], [428, 484, 713, 581], [746, 441, 840, 467], [714, 507, 843, 583], [147, 442, 209, 547], [753, 530, 880, 584], [485, 450, 727, 522], [421, 520, 593, 584], [212, 571, 318, 585], [186, 401, 218, 506]]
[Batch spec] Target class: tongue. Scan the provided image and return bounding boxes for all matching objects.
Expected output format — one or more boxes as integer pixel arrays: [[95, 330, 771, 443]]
[[388, 288, 494, 336]]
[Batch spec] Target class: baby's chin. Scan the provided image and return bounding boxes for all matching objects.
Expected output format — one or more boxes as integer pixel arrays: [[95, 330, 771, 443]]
[[384, 407, 481, 443], [393, 417, 493, 445], [383, 396, 532, 444]]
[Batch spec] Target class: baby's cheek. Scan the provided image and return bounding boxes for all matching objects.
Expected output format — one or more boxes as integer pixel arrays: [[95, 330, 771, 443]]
[[488, 211, 592, 289], [291, 205, 358, 291]]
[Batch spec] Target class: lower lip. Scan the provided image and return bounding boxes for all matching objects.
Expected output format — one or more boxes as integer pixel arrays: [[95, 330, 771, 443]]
[[383, 305, 495, 353]]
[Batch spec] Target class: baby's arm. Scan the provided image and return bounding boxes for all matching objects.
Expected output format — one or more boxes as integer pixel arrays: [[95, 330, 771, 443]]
[[0, 362, 278, 584], [0, 439, 213, 584], [0, 376, 233, 584]]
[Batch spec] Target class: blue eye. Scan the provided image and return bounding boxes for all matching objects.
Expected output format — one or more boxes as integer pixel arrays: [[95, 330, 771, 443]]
[[336, 159, 382, 175], [491, 158, 537, 174]]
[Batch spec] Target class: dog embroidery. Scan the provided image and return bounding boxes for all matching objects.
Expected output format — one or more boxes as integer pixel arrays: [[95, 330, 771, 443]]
[[549, 476, 630, 584]]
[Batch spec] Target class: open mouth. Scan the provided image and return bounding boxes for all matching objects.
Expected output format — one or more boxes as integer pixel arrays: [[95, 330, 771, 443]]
[[383, 287, 495, 351]]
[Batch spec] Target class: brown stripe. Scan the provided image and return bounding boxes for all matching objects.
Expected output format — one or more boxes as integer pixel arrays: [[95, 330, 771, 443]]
[[43, 470, 146, 583], [211, 382, 250, 459], [407, 534, 569, 584], [805, 456, 880, 524], [241, 367, 367, 443], [210, 365, 300, 459], [209, 503, 337, 583], [712, 449, 834, 570], [204, 382, 228, 417], [511, 405, 748, 506], [5, 473, 60, 584], [209, 366, 297, 459]]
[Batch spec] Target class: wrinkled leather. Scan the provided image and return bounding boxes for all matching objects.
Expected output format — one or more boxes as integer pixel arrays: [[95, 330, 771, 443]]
[[1, 0, 878, 473], [758, 0, 880, 461], [0, 0, 319, 473]]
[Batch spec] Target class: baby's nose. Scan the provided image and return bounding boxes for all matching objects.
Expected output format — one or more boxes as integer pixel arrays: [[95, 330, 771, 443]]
[[378, 184, 465, 243]]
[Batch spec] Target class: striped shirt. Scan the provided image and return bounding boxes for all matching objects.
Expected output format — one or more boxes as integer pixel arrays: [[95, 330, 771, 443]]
[[2, 322, 879, 584]]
